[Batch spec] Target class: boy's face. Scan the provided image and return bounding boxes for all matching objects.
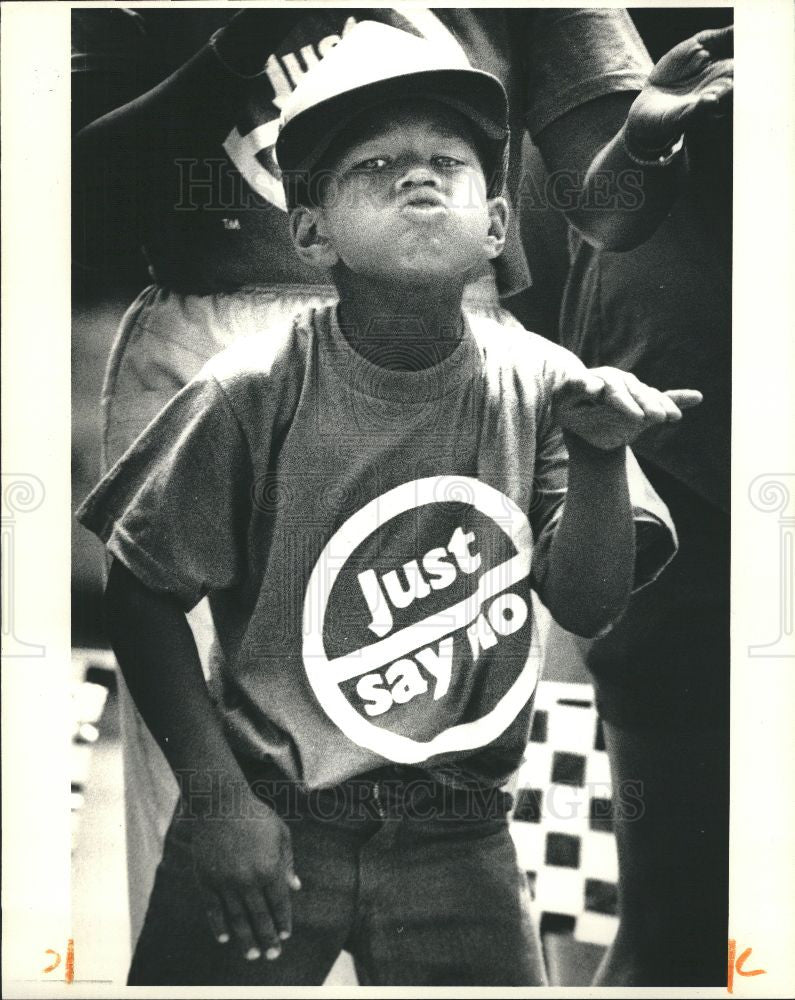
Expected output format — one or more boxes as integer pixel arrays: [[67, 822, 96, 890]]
[[292, 98, 507, 288]]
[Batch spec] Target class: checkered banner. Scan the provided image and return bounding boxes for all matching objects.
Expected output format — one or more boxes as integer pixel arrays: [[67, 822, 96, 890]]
[[510, 680, 619, 947]]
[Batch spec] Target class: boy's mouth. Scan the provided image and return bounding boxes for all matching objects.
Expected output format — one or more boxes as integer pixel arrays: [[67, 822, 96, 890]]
[[399, 190, 448, 214]]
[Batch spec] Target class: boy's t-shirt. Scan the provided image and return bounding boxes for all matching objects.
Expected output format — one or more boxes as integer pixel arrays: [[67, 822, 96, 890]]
[[77, 306, 675, 790]]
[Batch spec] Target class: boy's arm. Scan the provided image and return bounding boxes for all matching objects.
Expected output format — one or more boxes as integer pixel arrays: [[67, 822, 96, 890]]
[[539, 369, 702, 637], [540, 437, 633, 638], [105, 559, 300, 963]]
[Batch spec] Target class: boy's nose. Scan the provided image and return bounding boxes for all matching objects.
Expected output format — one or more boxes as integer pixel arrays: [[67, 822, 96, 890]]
[[395, 165, 441, 191]]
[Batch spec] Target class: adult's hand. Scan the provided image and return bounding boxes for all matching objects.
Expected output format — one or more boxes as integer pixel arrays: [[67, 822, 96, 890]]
[[211, 8, 304, 77], [534, 26, 733, 253], [625, 25, 733, 158]]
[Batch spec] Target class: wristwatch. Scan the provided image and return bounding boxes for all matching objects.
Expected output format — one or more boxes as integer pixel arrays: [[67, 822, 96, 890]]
[[622, 129, 686, 168]]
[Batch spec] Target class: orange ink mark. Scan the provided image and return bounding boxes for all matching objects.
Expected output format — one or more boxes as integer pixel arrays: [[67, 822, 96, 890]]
[[42, 949, 61, 974], [727, 939, 766, 994], [42, 940, 74, 983], [65, 938, 75, 984]]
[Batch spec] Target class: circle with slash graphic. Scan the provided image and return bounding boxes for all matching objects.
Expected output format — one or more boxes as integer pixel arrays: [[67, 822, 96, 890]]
[[302, 475, 540, 762]]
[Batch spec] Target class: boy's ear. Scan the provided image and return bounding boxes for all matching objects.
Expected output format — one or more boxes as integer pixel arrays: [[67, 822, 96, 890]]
[[483, 196, 509, 260], [289, 206, 340, 269]]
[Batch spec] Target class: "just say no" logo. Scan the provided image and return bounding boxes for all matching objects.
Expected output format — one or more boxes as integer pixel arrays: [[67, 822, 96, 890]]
[[302, 477, 542, 763]]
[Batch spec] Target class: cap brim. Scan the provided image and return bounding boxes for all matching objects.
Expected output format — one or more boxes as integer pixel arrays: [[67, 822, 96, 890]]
[[276, 67, 508, 177]]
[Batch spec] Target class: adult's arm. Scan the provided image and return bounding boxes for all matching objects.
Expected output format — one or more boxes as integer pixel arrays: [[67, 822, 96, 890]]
[[76, 11, 302, 149], [534, 27, 733, 251], [73, 10, 302, 266]]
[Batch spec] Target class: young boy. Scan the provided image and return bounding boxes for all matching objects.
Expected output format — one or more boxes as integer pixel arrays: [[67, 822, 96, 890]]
[[77, 23, 700, 987]]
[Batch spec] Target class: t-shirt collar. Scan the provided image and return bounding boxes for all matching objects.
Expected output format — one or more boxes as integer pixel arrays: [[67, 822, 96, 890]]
[[321, 302, 480, 403]]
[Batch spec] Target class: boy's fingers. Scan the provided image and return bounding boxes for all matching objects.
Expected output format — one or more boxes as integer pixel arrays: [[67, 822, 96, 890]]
[[573, 371, 607, 399], [665, 389, 703, 409], [243, 887, 282, 958], [264, 871, 294, 944], [221, 889, 261, 961], [554, 371, 604, 406], [205, 890, 231, 945], [623, 375, 669, 424], [281, 831, 302, 894], [601, 376, 645, 419], [561, 371, 605, 403], [658, 393, 683, 422]]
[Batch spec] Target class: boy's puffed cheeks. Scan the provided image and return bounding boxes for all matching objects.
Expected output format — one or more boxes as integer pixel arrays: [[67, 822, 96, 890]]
[[286, 98, 509, 289]]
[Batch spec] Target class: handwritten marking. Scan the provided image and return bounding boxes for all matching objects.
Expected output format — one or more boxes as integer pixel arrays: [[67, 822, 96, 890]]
[[42, 950, 60, 974], [65, 937, 75, 984], [43, 939, 74, 984], [727, 939, 766, 994]]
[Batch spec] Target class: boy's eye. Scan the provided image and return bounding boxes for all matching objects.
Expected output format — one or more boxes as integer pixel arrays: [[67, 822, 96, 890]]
[[432, 155, 466, 169], [352, 156, 391, 172]]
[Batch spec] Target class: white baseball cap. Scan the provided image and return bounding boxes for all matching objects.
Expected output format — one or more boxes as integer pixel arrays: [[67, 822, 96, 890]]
[[275, 21, 509, 206]]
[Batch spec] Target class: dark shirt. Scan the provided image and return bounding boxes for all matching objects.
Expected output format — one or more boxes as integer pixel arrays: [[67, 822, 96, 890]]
[[560, 117, 731, 722]]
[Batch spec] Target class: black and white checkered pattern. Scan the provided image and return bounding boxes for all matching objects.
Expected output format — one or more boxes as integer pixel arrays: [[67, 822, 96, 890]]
[[510, 680, 619, 946]]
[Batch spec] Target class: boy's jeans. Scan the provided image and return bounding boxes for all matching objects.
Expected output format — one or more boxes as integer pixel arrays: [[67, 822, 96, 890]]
[[128, 765, 546, 986]]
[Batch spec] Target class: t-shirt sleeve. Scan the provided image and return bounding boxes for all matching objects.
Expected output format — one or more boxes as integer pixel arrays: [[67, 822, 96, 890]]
[[528, 405, 568, 590], [529, 341, 678, 595], [76, 373, 253, 610], [521, 8, 653, 137]]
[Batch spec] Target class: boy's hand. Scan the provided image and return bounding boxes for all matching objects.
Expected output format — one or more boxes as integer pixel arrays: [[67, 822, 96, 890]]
[[191, 791, 301, 962], [626, 25, 733, 158], [552, 366, 702, 451]]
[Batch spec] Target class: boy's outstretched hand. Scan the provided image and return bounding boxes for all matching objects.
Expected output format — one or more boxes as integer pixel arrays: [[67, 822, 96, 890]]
[[192, 790, 302, 962], [553, 366, 702, 452]]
